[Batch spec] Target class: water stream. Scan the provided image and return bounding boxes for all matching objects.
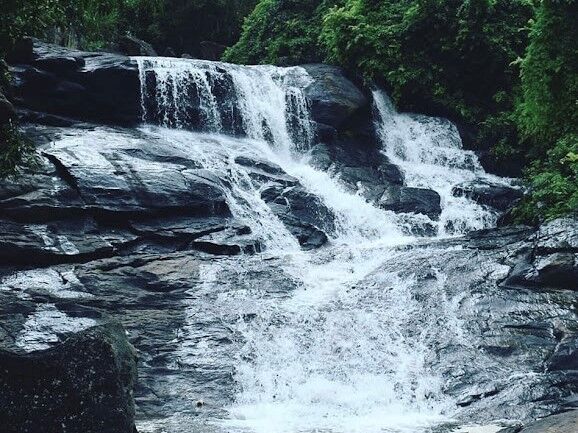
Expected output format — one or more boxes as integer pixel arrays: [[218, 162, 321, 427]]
[[134, 58, 515, 433]]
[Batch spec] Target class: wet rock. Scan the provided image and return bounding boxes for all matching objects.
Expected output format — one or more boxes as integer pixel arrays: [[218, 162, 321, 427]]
[[0, 217, 135, 266], [0, 316, 137, 433], [234, 155, 298, 187], [8, 40, 140, 125], [308, 139, 404, 204], [0, 125, 271, 264], [199, 41, 227, 61], [192, 225, 263, 255], [378, 185, 442, 219], [536, 217, 578, 254], [38, 127, 230, 216], [548, 337, 578, 372], [302, 64, 368, 129], [502, 217, 578, 291], [118, 35, 157, 57], [17, 108, 77, 127], [0, 153, 84, 219], [453, 180, 523, 211], [362, 227, 578, 423], [519, 410, 578, 432], [261, 185, 334, 249]]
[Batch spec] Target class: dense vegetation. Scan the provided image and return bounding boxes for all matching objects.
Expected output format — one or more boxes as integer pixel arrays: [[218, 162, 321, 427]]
[[514, 0, 577, 221], [1, 0, 256, 56], [1, 0, 576, 222]]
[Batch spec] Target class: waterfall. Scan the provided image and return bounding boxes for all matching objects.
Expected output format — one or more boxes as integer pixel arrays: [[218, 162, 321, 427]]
[[133, 59, 511, 433], [136, 57, 314, 155], [373, 90, 507, 235]]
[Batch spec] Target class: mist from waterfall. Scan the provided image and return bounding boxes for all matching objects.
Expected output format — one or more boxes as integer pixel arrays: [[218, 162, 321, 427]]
[[134, 58, 509, 433]]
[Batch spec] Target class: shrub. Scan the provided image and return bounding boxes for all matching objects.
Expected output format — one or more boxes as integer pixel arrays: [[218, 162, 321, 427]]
[[0, 122, 37, 178]]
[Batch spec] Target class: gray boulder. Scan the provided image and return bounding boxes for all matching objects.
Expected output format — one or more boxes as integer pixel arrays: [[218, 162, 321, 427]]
[[118, 35, 157, 57], [378, 185, 442, 220], [0, 317, 137, 433], [261, 184, 335, 249], [302, 64, 368, 129], [453, 180, 523, 211]]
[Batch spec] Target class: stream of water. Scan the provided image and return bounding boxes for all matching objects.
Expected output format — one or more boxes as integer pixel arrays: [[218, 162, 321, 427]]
[[134, 57, 514, 433]]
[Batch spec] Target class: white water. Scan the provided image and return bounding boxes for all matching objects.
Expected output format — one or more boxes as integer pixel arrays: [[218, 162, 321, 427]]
[[373, 90, 510, 236], [136, 57, 313, 155], [135, 58, 508, 433]]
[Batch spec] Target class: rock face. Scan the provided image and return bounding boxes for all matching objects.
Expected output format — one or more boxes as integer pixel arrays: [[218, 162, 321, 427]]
[[378, 185, 442, 219], [118, 35, 157, 57], [361, 223, 578, 424], [302, 64, 368, 130], [502, 217, 578, 290], [520, 410, 578, 433], [0, 317, 137, 433], [8, 39, 140, 125], [453, 180, 524, 211], [261, 185, 335, 249]]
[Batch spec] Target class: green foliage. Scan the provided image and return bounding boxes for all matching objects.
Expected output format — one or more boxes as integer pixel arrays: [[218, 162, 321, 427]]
[[514, 134, 578, 222], [517, 0, 578, 150], [513, 0, 578, 222], [56, 0, 164, 50], [224, 0, 336, 64], [0, 0, 63, 55], [0, 122, 37, 179], [321, 0, 532, 124], [147, 0, 258, 56]]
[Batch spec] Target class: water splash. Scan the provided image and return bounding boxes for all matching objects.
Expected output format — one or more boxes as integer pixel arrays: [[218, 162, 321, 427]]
[[132, 61, 519, 433], [135, 57, 314, 155], [372, 90, 508, 235]]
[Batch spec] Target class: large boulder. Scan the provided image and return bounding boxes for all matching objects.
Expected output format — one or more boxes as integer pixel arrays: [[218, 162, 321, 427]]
[[378, 185, 442, 220], [502, 217, 578, 291], [302, 64, 368, 130], [261, 184, 335, 249], [453, 180, 523, 211], [8, 40, 140, 125], [0, 316, 138, 433], [118, 35, 157, 57]]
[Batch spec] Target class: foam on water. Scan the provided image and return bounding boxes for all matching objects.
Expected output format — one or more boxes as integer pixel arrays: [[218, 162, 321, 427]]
[[134, 58, 512, 433], [136, 57, 313, 157], [373, 90, 511, 235]]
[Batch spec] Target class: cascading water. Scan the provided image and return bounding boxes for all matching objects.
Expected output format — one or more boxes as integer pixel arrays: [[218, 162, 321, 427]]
[[372, 90, 512, 235], [134, 58, 517, 433], [136, 57, 314, 155]]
